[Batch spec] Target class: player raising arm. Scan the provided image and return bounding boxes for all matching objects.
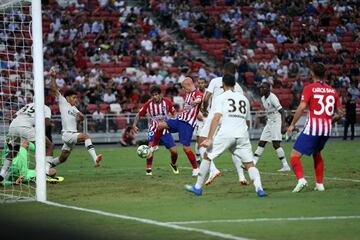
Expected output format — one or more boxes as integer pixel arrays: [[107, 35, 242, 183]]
[[47, 67, 102, 169], [132, 85, 179, 176], [287, 63, 344, 192], [185, 75, 267, 197]]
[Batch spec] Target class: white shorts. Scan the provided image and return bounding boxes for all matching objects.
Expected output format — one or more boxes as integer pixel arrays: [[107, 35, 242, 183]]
[[206, 135, 254, 164], [8, 126, 35, 142], [62, 132, 80, 151], [194, 120, 204, 137], [260, 121, 282, 142], [199, 112, 214, 138]]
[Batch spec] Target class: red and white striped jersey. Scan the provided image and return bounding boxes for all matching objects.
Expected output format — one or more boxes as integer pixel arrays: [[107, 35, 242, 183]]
[[139, 97, 176, 132], [301, 82, 340, 136], [178, 89, 203, 127]]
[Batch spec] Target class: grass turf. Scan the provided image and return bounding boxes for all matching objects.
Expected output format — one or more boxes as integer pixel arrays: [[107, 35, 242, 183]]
[[0, 140, 359, 240]]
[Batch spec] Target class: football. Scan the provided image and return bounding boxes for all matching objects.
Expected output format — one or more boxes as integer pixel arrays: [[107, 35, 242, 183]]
[[137, 145, 150, 158]]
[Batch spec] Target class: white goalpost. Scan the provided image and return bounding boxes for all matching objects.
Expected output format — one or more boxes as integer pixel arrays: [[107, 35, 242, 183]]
[[0, 0, 46, 202]]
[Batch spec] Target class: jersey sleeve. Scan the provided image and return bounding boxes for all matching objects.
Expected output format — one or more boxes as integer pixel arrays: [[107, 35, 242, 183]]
[[205, 78, 216, 94], [245, 97, 251, 121], [271, 94, 282, 110], [195, 90, 203, 102], [301, 85, 312, 104], [334, 91, 341, 109], [44, 105, 52, 119], [164, 98, 176, 115], [138, 100, 150, 117]]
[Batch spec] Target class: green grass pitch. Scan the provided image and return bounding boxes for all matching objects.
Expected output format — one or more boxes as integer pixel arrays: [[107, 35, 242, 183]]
[[1, 140, 360, 240]]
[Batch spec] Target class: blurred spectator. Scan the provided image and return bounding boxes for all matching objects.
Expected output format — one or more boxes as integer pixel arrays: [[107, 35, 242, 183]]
[[343, 93, 356, 140]]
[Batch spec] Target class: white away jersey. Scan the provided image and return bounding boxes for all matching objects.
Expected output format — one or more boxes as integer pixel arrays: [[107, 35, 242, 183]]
[[261, 92, 282, 121], [206, 77, 243, 111], [213, 90, 250, 138], [10, 103, 52, 128], [59, 94, 80, 132]]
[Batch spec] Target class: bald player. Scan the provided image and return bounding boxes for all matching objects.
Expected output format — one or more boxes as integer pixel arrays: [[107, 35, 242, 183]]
[[150, 77, 203, 176]]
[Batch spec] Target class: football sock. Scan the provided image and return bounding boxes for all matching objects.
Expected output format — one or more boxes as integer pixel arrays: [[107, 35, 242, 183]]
[[85, 139, 97, 163], [199, 147, 206, 159], [291, 154, 304, 180], [248, 167, 263, 191], [146, 156, 153, 169], [210, 160, 218, 172], [231, 155, 246, 181], [275, 147, 289, 167], [195, 159, 211, 189], [45, 156, 53, 174], [0, 159, 11, 178], [195, 142, 201, 161], [254, 146, 264, 165], [313, 152, 324, 184], [152, 129, 162, 146], [185, 150, 198, 169], [170, 152, 178, 165], [49, 157, 61, 166]]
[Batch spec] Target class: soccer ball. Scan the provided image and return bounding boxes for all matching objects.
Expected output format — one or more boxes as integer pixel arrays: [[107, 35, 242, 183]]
[[137, 145, 150, 158]]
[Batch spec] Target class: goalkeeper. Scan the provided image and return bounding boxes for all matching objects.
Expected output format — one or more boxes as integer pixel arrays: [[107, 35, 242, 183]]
[[1, 138, 63, 186]]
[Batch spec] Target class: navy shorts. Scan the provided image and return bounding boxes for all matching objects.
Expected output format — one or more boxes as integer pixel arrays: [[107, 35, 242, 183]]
[[293, 132, 329, 156], [148, 131, 176, 149], [167, 118, 194, 146]]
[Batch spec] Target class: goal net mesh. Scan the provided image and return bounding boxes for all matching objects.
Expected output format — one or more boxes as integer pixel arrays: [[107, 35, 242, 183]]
[[0, 0, 36, 202]]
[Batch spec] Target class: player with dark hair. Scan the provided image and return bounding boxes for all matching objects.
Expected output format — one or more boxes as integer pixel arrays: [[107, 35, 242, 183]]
[[194, 77, 207, 165], [150, 77, 203, 176], [199, 62, 247, 185], [185, 75, 266, 197], [47, 67, 102, 170], [287, 63, 344, 192], [132, 85, 179, 176], [253, 81, 291, 171]]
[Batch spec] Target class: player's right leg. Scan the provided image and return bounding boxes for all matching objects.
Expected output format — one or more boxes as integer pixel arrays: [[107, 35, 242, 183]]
[[254, 124, 271, 165], [77, 132, 102, 167]]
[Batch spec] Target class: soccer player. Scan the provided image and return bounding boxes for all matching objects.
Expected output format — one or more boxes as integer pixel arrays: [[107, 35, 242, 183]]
[[287, 63, 343, 192], [185, 75, 267, 197], [253, 81, 291, 171], [47, 67, 102, 169], [199, 62, 247, 185], [132, 85, 179, 176], [194, 77, 207, 165], [0, 101, 55, 182], [150, 77, 202, 176]]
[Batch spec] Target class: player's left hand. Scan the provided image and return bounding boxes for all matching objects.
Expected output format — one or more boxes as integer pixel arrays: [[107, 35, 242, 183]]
[[281, 125, 287, 134], [286, 124, 294, 135], [201, 139, 212, 148]]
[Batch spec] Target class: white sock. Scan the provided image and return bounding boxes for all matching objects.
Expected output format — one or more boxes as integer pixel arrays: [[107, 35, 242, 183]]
[[248, 166, 263, 192], [231, 155, 246, 181], [254, 146, 264, 165], [0, 159, 12, 177], [210, 160, 218, 173], [48, 157, 61, 166], [199, 147, 206, 160], [195, 142, 201, 161], [85, 139, 97, 163], [45, 156, 53, 174], [195, 159, 211, 189], [275, 147, 289, 167]]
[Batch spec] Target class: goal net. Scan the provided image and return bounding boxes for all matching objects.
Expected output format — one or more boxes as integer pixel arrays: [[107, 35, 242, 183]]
[[0, 0, 46, 203]]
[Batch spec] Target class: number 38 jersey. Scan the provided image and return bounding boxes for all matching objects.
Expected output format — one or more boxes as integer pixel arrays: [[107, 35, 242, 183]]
[[213, 90, 251, 138], [301, 82, 340, 136]]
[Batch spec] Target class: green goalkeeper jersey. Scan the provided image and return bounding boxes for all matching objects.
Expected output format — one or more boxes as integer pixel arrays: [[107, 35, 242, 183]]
[[1, 142, 36, 186]]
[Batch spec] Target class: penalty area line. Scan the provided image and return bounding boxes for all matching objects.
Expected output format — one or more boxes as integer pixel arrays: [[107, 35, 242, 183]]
[[166, 215, 360, 225], [44, 201, 250, 240]]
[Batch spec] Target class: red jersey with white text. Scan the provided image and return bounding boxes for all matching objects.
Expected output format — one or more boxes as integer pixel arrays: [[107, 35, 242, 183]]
[[178, 89, 203, 127], [301, 82, 340, 136], [139, 97, 176, 132]]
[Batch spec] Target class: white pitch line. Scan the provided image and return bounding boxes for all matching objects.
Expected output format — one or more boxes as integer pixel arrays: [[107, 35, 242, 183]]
[[166, 215, 360, 225], [44, 201, 250, 240]]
